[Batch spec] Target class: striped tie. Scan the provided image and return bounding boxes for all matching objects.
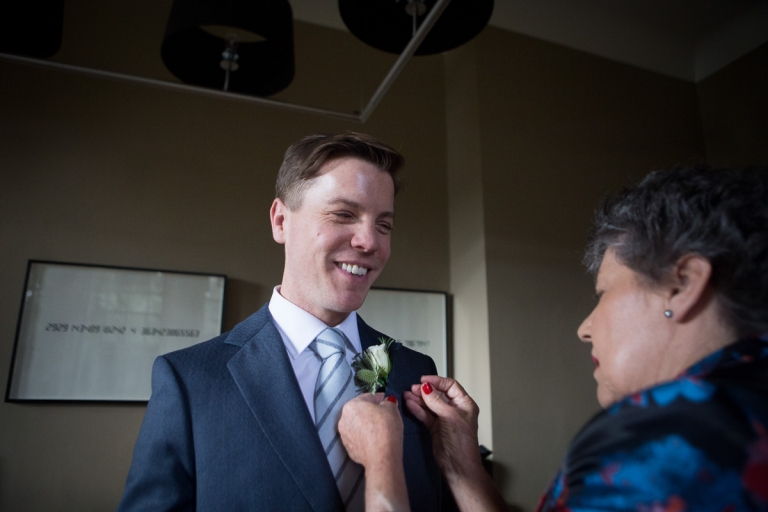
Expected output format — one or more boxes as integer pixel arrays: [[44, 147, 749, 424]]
[[311, 328, 364, 511]]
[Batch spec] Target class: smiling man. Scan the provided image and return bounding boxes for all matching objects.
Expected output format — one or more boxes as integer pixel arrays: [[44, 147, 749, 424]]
[[118, 133, 447, 512]]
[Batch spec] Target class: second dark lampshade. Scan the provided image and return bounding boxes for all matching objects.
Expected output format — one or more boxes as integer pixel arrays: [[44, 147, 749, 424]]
[[339, 0, 494, 55]]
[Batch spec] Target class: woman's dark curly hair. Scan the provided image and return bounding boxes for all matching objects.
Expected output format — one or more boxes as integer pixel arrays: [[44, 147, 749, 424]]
[[584, 165, 768, 337]]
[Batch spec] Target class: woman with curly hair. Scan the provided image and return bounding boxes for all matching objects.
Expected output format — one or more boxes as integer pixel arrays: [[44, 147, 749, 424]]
[[340, 166, 768, 511]]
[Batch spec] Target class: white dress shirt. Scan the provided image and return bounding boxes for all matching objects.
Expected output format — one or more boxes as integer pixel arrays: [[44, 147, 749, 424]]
[[268, 286, 362, 423]]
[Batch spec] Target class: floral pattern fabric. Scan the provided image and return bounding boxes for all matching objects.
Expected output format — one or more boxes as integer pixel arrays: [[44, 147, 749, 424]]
[[538, 335, 768, 511]]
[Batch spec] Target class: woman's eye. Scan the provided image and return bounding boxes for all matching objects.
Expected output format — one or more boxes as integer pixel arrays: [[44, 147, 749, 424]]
[[334, 212, 354, 219]]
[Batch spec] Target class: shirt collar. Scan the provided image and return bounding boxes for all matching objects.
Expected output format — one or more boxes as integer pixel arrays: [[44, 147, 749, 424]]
[[268, 286, 362, 359]]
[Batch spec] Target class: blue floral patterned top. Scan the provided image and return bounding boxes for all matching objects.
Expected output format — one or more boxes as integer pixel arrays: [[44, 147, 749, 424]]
[[538, 334, 768, 511]]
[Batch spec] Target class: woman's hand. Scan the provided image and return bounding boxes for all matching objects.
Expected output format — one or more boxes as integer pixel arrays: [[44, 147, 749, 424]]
[[339, 394, 410, 512], [339, 393, 402, 468], [404, 376, 480, 478], [404, 376, 508, 512]]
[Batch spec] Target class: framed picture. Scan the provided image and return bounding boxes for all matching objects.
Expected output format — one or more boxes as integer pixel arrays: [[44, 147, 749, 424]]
[[357, 287, 451, 376], [5, 261, 226, 402]]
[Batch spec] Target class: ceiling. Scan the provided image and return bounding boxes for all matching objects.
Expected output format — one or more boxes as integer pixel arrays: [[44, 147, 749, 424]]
[[291, 0, 768, 82]]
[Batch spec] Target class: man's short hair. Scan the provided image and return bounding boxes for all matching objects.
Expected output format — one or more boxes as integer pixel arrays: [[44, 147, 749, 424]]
[[276, 132, 404, 210]]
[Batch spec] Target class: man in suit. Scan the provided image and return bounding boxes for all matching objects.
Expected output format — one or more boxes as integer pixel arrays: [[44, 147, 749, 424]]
[[118, 133, 447, 511]]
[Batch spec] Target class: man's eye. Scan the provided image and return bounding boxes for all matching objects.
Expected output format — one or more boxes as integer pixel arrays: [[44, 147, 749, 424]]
[[333, 212, 354, 219], [377, 223, 393, 233]]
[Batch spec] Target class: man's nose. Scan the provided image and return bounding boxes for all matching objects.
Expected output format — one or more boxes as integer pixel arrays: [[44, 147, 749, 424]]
[[351, 222, 379, 252]]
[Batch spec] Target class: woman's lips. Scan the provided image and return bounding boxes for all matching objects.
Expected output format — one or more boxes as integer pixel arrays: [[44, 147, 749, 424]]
[[592, 356, 600, 367]]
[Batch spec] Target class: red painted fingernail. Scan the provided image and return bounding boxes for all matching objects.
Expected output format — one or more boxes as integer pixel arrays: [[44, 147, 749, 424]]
[[423, 382, 433, 395], [386, 396, 397, 404]]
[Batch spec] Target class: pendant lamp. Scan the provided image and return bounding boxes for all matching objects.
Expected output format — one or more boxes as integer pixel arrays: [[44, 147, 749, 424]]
[[161, 0, 294, 96], [0, 0, 64, 58], [339, 0, 493, 55]]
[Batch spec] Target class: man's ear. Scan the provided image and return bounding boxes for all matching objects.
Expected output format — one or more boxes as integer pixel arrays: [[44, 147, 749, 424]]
[[667, 254, 713, 322], [270, 198, 288, 244]]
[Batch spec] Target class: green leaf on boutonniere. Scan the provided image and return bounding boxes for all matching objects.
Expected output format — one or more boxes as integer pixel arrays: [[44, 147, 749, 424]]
[[356, 369, 379, 386], [352, 336, 395, 394]]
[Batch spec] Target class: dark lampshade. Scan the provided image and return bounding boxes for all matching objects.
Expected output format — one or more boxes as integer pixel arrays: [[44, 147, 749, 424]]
[[0, 0, 64, 58], [161, 0, 295, 96], [339, 0, 493, 55]]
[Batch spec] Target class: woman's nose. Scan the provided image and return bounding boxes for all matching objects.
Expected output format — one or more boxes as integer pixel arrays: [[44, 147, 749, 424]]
[[577, 311, 593, 343]]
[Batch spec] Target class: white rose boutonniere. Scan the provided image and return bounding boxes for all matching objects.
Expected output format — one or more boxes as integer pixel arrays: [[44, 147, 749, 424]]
[[352, 337, 395, 394]]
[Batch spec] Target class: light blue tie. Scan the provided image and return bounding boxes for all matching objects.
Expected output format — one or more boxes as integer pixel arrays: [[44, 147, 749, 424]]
[[312, 328, 364, 511]]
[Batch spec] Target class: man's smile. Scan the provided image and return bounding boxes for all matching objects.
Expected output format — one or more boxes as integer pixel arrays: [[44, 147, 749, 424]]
[[337, 262, 369, 276]]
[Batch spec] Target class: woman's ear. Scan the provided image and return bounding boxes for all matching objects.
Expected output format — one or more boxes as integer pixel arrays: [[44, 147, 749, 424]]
[[667, 254, 713, 322]]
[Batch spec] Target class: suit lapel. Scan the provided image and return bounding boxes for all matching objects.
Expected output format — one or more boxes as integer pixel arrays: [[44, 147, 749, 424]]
[[226, 305, 343, 512], [357, 315, 404, 397], [357, 314, 378, 351]]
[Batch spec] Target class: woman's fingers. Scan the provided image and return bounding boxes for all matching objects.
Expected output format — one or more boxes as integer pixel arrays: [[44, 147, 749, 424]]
[[406, 376, 479, 432], [403, 391, 435, 428], [357, 392, 386, 404], [420, 375, 479, 420], [418, 381, 457, 418], [421, 375, 469, 401]]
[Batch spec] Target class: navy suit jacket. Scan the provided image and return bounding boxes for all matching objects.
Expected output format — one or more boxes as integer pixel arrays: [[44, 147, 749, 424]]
[[118, 303, 447, 511]]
